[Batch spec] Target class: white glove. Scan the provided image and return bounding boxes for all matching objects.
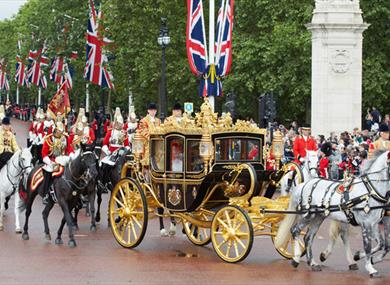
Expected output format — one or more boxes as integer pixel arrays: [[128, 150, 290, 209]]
[[102, 145, 110, 156], [43, 156, 53, 166], [299, 157, 305, 163]]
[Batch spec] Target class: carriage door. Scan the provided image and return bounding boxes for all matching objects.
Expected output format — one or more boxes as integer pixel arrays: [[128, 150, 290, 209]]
[[165, 135, 185, 210]]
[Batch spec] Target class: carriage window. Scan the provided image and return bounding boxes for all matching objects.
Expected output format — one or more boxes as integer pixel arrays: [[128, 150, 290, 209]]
[[215, 138, 260, 161], [166, 137, 184, 172], [151, 139, 165, 171], [187, 140, 204, 172]]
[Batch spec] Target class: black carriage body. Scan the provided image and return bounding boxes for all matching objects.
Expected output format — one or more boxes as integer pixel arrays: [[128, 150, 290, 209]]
[[149, 131, 275, 212]]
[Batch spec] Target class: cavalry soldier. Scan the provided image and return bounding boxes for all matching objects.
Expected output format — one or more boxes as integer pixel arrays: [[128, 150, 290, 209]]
[[0, 117, 20, 170], [124, 112, 138, 144], [43, 112, 54, 136], [41, 122, 72, 204], [368, 124, 390, 159], [29, 109, 45, 163], [293, 124, 318, 164], [69, 121, 95, 151], [102, 108, 129, 155]]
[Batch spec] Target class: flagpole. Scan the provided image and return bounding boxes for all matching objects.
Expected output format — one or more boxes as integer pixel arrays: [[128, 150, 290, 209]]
[[86, 83, 90, 113], [6, 92, 9, 104], [209, 0, 215, 112], [38, 87, 42, 106], [16, 86, 19, 105]]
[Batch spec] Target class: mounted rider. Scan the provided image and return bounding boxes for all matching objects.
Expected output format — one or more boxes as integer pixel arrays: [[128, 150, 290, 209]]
[[0, 117, 20, 170], [41, 121, 72, 204], [124, 112, 138, 144], [101, 108, 129, 163], [69, 120, 95, 151], [368, 124, 390, 159], [293, 124, 318, 164]]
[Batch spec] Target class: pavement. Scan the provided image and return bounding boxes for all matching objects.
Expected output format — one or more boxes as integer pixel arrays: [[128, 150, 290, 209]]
[[0, 119, 389, 285]]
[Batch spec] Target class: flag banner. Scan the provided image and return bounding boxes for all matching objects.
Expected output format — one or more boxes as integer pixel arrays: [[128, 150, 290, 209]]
[[47, 80, 71, 119], [27, 49, 49, 89], [84, 0, 114, 89], [187, 0, 234, 97], [0, 71, 10, 91]]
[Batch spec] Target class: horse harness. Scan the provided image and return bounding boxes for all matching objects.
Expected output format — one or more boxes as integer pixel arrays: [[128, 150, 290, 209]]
[[6, 152, 32, 195], [292, 167, 390, 226]]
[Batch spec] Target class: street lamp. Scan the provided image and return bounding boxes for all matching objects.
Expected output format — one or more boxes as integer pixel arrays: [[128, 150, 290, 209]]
[[157, 17, 170, 121]]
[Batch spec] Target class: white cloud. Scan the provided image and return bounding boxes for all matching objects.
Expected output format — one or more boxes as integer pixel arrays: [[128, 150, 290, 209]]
[[0, 0, 28, 20]]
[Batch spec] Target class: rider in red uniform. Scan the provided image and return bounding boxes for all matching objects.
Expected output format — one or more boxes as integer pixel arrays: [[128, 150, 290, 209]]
[[293, 124, 318, 164]]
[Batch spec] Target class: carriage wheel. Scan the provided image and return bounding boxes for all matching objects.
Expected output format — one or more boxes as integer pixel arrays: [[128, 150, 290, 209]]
[[109, 178, 148, 249], [183, 212, 212, 246], [211, 205, 253, 263], [270, 222, 305, 259]]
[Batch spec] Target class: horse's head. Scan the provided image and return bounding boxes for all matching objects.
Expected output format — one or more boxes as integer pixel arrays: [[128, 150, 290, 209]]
[[304, 149, 319, 176], [19, 147, 33, 173], [80, 149, 99, 181]]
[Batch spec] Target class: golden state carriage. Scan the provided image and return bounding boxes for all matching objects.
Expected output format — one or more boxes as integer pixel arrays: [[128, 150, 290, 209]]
[[109, 98, 304, 263]]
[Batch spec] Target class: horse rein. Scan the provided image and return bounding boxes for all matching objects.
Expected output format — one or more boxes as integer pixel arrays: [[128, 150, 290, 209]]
[[6, 151, 32, 189]]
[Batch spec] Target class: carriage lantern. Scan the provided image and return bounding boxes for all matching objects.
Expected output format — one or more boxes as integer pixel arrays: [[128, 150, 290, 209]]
[[200, 131, 213, 173], [133, 129, 145, 161], [272, 130, 283, 170]]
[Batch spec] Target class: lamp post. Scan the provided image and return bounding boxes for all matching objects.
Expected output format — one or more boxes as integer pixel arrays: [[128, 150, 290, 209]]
[[157, 17, 170, 121]]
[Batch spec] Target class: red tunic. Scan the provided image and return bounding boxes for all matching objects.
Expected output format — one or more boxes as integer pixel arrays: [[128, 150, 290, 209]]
[[293, 135, 317, 163], [102, 129, 129, 153], [91, 119, 98, 131], [319, 157, 329, 178], [42, 134, 72, 161], [103, 119, 111, 134]]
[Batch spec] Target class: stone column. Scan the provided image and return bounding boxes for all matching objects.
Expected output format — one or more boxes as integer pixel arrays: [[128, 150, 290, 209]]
[[306, 0, 369, 136]]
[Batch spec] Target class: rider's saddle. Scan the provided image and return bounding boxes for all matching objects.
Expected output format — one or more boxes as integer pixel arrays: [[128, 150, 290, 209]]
[[30, 164, 65, 192]]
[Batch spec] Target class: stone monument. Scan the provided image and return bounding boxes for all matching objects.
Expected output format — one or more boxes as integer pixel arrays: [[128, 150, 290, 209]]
[[306, 0, 369, 136]]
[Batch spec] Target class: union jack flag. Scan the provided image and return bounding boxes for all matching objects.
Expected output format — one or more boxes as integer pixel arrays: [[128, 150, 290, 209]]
[[15, 56, 28, 87], [27, 53, 49, 89], [61, 62, 73, 89], [84, 0, 114, 89], [187, 0, 234, 97], [50, 56, 64, 83], [0, 70, 10, 91]]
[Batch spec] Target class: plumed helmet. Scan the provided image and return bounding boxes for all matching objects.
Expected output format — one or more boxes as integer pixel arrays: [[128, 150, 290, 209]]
[[53, 122, 65, 133], [320, 142, 333, 157], [130, 112, 136, 120], [76, 122, 84, 132], [113, 107, 124, 126], [81, 115, 88, 124], [379, 124, 389, 133]]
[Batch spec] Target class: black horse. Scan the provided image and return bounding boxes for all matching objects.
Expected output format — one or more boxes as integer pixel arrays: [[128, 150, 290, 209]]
[[21, 149, 98, 247], [95, 147, 131, 224]]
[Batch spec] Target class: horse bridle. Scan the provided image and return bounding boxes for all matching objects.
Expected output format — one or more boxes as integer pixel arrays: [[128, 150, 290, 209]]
[[68, 151, 97, 183], [7, 151, 32, 188]]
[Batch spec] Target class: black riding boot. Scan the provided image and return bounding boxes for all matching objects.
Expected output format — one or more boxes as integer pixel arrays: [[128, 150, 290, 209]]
[[42, 170, 53, 205]]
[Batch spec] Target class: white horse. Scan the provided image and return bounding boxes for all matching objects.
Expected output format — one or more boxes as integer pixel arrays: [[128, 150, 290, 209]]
[[280, 149, 319, 196], [0, 148, 33, 233], [275, 150, 390, 277]]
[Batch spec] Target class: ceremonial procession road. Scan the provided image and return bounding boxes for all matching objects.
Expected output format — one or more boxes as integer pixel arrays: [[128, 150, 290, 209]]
[[0, 120, 389, 285]]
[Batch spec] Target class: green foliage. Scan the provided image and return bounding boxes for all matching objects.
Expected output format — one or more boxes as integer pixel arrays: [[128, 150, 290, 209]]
[[0, 0, 388, 121]]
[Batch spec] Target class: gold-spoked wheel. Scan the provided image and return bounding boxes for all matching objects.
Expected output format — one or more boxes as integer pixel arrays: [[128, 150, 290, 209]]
[[183, 212, 212, 246], [211, 205, 253, 263], [271, 222, 305, 259], [109, 178, 148, 249]]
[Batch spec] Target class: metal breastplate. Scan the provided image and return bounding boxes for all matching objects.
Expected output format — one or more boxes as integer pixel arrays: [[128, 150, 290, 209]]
[[109, 130, 124, 145], [52, 136, 67, 157]]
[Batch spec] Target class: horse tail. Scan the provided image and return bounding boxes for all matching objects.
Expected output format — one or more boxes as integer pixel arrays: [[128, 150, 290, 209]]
[[274, 196, 299, 249], [329, 220, 342, 241]]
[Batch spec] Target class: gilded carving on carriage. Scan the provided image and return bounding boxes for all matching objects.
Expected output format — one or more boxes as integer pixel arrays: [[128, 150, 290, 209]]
[[167, 185, 182, 206]]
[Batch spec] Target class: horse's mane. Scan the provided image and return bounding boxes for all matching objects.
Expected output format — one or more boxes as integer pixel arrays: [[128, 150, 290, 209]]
[[361, 150, 387, 175]]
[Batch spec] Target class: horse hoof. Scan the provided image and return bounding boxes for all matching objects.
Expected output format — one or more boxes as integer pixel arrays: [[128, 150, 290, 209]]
[[55, 238, 63, 245], [370, 272, 381, 278], [22, 233, 29, 240], [15, 228, 22, 234], [90, 225, 97, 232], [319, 252, 327, 262], [68, 240, 77, 248], [291, 260, 299, 268], [160, 229, 168, 237], [353, 252, 361, 261], [311, 265, 322, 272], [45, 234, 51, 241], [349, 264, 359, 271]]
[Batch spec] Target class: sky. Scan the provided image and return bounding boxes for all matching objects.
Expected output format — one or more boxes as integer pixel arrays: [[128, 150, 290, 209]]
[[0, 0, 28, 20]]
